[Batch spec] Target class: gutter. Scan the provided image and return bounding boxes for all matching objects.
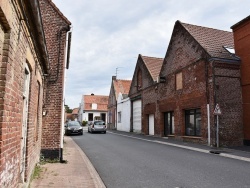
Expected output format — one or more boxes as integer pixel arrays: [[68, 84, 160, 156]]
[[20, 0, 50, 73]]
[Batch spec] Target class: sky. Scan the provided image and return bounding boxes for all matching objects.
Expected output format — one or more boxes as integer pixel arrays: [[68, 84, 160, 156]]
[[52, 0, 250, 109]]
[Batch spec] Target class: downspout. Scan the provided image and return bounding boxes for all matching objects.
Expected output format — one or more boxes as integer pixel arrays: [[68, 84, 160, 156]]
[[205, 59, 211, 146], [60, 26, 72, 163]]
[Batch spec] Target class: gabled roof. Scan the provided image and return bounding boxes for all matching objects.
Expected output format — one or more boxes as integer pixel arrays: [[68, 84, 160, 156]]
[[141, 55, 164, 81], [83, 95, 108, 111], [47, 0, 71, 25], [179, 21, 237, 60], [72, 108, 79, 115], [113, 79, 131, 99]]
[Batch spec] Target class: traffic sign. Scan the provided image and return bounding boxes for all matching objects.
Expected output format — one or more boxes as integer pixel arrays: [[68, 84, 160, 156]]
[[214, 103, 222, 115]]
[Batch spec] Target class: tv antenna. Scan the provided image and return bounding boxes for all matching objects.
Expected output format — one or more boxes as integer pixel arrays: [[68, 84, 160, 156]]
[[115, 67, 123, 78]]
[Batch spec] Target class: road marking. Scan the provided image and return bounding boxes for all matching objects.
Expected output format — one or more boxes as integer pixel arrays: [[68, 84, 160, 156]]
[[108, 131, 250, 162]]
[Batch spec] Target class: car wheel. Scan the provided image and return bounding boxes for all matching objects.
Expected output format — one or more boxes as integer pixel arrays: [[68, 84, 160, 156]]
[[104, 131, 106, 134], [80, 132, 83, 135]]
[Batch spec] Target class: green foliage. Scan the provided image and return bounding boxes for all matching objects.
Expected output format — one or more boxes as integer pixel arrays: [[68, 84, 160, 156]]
[[82, 120, 87, 126], [65, 104, 73, 113], [31, 164, 42, 180]]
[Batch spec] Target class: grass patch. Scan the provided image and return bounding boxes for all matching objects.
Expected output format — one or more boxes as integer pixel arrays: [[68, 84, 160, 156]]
[[31, 164, 42, 180]]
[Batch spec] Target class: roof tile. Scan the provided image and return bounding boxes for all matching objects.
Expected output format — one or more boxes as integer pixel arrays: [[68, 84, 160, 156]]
[[180, 21, 237, 60], [141, 55, 164, 81], [83, 95, 108, 111]]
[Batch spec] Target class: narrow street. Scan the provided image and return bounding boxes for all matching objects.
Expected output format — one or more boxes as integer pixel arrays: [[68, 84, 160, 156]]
[[72, 130, 250, 188]]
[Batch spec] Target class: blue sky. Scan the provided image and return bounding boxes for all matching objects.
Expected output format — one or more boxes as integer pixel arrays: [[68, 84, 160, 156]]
[[52, 0, 250, 109]]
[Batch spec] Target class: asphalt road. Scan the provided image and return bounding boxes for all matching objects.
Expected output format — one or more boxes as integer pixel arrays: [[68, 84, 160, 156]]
[[72, 131, 250, 188]]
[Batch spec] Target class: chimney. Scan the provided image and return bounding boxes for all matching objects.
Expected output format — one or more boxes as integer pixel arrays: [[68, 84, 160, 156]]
[[112, 76, 116, 80]]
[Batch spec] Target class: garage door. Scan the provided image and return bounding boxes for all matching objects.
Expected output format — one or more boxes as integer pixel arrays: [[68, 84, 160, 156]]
[[149, 114, 154, 135], [133, 100, 141, 133]]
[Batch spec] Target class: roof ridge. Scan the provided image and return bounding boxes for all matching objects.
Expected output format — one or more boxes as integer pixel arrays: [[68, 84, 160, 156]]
[[179, 20, 231, 33], [140, 54, 164, 60], [116, 79, 132, 82]]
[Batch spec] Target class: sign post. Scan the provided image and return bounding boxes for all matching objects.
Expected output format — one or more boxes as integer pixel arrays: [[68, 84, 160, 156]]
[[214, 104, 222, 148]]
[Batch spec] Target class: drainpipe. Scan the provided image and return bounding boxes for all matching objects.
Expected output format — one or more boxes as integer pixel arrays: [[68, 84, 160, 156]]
[[205, 59, 211, 146], [60, 26, 72, 162]]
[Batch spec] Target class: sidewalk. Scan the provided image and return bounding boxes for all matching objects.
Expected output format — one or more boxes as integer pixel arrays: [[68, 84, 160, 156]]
[[30, 136, 106, 188]]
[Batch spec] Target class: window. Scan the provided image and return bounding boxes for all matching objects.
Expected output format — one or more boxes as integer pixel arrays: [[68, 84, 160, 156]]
[[176, 72, 183, 90], [92, 103, 97, 110], [88, 113, 93, 121], [118, 112, 121, 123], [185, 109, 201, 136], [164, 112, 174, 136]]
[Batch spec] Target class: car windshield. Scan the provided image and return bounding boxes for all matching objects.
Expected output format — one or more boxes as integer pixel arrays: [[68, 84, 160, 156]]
[[94, 121, 105, 125], [68, 121, 81, 127]]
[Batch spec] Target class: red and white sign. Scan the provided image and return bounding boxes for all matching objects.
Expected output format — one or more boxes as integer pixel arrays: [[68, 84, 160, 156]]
[[214, 103, 222, 115]]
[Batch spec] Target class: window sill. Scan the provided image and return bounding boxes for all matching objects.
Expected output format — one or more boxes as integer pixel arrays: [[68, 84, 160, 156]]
[[182, 136, 202, 139], [167, 135, 175, 137]]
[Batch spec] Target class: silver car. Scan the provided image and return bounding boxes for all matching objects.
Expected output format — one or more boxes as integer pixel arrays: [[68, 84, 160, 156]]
[[88, 120, 106, 134]]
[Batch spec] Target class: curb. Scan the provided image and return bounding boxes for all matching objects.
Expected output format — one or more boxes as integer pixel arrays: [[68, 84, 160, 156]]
[[70, 137, 106, 188], [108, 131, 250, 163]]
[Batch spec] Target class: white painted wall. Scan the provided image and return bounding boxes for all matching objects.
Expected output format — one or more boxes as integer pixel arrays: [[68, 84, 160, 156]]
[[82, 111, 107, 124], [117, 93, 131, 132]]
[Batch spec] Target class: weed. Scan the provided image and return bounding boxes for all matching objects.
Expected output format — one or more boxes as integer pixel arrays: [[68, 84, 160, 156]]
[[31, 164, 42, 180]]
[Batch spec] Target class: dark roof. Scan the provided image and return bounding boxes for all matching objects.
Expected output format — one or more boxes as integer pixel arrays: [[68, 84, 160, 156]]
[[179, 21, 237, 60], [141, 55, 164, 81]]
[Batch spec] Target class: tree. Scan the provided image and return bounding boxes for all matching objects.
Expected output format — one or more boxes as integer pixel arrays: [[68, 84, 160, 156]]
[[64, 104, 73, 113]]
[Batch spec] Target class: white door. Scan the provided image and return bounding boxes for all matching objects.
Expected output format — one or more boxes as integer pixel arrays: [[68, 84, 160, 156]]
[[133, 100, 141, 133], [149, 114, 154, 135], [20, 65, 30, 182]]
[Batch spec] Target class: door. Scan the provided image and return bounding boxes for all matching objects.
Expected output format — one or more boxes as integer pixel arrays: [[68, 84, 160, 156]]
[[148, 114, 154, 135], [164, 112, 174, 136], [20, 65, 30, 182], [132, 100, 141, 133]]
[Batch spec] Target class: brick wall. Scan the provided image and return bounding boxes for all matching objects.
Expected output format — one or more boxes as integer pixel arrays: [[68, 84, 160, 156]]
[[108, 82, 116, 129], [39, 0, 70, 159], [155, 23, 243, 146], [213, 62, 243, 146], [0, 1, 46, 187], [232, 17, 250, 145]]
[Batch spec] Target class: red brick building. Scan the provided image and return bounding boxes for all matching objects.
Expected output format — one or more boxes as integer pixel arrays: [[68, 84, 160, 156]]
[[39, 0, 72, 159], [108, 76, 131, 129], [157, 21, 242, 146], [231, 16, 250, 146], [129, 54, 163, 133], [0, 1, 49, 187]]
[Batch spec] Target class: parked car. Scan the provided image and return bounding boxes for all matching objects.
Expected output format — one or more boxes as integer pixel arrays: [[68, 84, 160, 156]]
[[88, 120, 106, 134], [65, 121, 83, 136]]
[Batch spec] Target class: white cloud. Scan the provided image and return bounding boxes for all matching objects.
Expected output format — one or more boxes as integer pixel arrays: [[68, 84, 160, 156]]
[[53, 0, 250, 108]]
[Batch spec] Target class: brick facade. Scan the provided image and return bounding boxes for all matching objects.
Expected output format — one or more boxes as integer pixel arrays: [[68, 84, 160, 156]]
[[108, 76, 117, 129], [129, 55, 163, 134], [157, 21, 243, 146], [39, 0, 71, 159], [0, 1, 49, 187], [231, 16, 250, 145], [129, 21, 243, 147]]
